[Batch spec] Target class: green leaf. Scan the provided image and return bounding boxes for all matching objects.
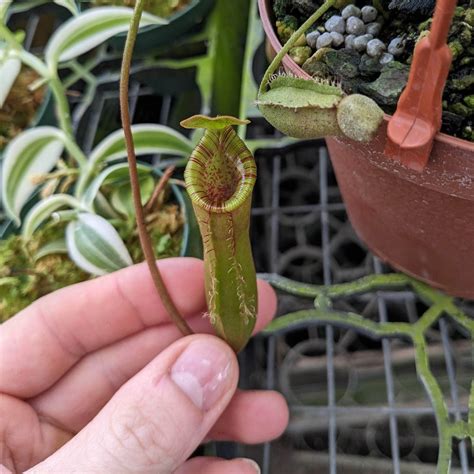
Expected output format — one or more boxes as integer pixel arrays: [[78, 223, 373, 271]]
[[81, 162, 152, 211], [34, 238, 68, 262], [22, 194, 83, 240], [209, 0, 250, 116], [53, 0, 79, 15], [1, 127, 65, 224], [66, 213, 133, 276], [0, 1, 11, 20], [0, 56, 21, 108], [110, 175, 155, 218], [238, 0, 264, 131], [45, 7, 167, 65]]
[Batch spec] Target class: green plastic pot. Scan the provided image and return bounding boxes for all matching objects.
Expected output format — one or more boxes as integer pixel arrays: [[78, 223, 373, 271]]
[[81, 0, 215, 53]]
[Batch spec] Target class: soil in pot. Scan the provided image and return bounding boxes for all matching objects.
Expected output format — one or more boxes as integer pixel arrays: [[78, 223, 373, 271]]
[[90, 0, 191, 17], [0, 184, 184, 322], [0, 66, 46, 151], [272, 0, 473, 141]]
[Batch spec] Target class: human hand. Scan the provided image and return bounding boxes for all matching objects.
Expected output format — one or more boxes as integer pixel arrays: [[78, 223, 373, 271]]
[[0, 258, 288, 473]]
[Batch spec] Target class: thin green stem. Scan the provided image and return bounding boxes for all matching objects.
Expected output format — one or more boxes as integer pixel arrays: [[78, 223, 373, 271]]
[[62, 134, 88, 168], [0, 25, 49, 76], [120, 0, 192, 337], [412, 333, 451, 473], [62, 58, 98, 89], [0, 22, 88, 167], [48, 72, 74, 138], [258, 0, 336, 95]]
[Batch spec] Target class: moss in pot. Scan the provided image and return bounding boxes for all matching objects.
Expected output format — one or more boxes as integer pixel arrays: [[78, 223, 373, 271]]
[[272, 0, 473, 141], [0, 173, 188, 322]]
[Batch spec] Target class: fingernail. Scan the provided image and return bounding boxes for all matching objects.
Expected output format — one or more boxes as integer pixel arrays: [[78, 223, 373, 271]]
[[170, 340, 232, 411], [242, 458, 261, 473]]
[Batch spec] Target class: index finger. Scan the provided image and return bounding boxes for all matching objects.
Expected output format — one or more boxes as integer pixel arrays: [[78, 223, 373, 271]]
[[0, 258, 207, 398]]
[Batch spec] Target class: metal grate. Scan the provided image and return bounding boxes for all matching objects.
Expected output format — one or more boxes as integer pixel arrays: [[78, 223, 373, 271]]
[[5, 5, 473, 473], [238, 130, 473, 473]]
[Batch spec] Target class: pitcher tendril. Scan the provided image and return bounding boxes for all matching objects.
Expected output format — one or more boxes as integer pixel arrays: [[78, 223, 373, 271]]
[[120, 0, 192, 336]]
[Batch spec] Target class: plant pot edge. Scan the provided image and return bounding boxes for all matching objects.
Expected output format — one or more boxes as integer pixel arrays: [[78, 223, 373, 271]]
[[257, 0, 474, 153]]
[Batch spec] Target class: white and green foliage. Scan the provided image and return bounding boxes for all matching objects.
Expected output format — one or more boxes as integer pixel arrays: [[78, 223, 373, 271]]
[[45, 7, 166, 66], [0, 4, 191, 276], [66, 212, 133, 276], [0, 4, 166, 116], [1, 124, 193, 275]]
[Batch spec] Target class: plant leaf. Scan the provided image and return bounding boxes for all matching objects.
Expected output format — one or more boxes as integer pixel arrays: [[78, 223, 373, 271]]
[[76, 124, 193, 197], [45, 7, 167, 65], [110, 175, 155, 218], [81, 162, 152, 210], [34, 238, 68, 262], [1, 127, 65, 224], [22, 194, 83, 240], [66, 213, 133, 276], [53, 0, 79, 15], [89, 124, 194, 167], [0, 56, 21, 108]]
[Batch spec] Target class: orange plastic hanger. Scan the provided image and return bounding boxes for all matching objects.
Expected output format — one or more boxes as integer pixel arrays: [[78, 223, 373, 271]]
[[384, 0, 457, 171]]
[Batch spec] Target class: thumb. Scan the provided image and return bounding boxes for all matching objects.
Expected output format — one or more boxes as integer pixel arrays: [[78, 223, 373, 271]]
[[29, 335, 239, 473]]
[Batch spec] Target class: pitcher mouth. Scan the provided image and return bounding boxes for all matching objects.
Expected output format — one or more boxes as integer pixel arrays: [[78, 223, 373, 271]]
[[184, 126, 257, 214]]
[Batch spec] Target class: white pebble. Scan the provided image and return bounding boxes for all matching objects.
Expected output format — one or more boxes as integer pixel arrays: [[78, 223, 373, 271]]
[[353, 34, 373, 52], [345, 34, 356, 49], [306, 31, 320, 49], [316, 32, 333, 49], [379, 52, 394, 65], [388, 37, 405, 56], [341, 4, 361, 19], [366, 38, 386, 57], [330, 31, 345, 47], [361, 6, 378, 23], [325, 15, 345, 34], [366, 22, 382, 36], [346, 16, 366, 35]]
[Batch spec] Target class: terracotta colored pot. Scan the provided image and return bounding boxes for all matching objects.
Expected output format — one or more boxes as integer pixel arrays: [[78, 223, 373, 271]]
[[258, 0, 474, 298]]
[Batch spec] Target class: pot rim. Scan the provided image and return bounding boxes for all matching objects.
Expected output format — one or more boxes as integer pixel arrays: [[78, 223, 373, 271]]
[[258, 0, 474, 153]]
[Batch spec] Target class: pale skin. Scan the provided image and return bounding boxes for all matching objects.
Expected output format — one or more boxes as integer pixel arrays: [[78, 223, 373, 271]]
[[0, 258, 289, 473]]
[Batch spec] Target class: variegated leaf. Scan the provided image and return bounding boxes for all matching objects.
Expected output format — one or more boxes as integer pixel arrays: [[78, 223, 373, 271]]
[[22, 194, 83, 239], [81, 162, 152, 210], [89, 124, 193, 167], [76, 124, 193, 197], [110, 174, 155, 218], [45, 7, 166, 65], [2, 127, 65, 224], [66, 213, 133, 276], [0, 56, 21, 108], [34, 238, 68, 261]]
